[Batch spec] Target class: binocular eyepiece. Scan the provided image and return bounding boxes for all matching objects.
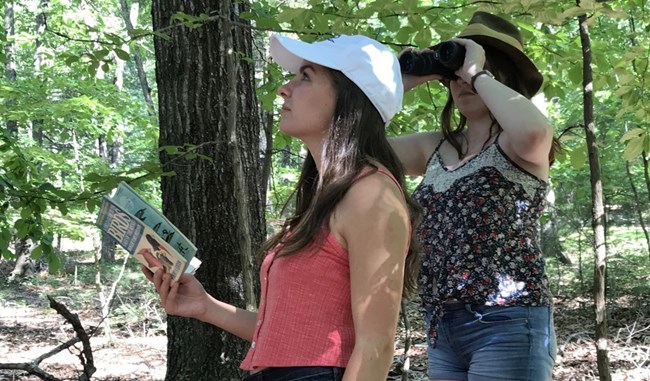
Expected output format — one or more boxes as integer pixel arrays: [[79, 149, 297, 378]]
[[399, 41, 465, 78]]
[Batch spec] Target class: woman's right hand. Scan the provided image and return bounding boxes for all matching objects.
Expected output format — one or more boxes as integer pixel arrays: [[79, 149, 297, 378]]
[[398, 48, 444, 92], [142, 266, 208, 319]]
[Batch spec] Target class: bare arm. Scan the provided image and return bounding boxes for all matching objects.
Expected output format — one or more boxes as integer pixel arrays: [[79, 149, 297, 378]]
[[389, 131, 441, 176], [392, 50, 445, 176], [145, 268, 258, 341], [331, 172, 410, 381], [453, 38, 553, 169], [472, 74, 553, 167]]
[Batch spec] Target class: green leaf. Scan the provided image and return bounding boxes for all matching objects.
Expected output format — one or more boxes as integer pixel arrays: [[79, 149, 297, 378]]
[[277, 8, 308, 23], [86, 198, 96, 213], [31, 245, 43, 259], [160, 145, 180, 154], [151, 30, 172, 41], [623, 137, 644, 161], [45, 250, 62, 273], [20, 206, 33, 219], [128, 28, 151, 39], [114, 49, 130, 61], [94, 48, 111, 60], [382, 14, 401, 33], [569, 144, 587, 169], [568, 65, 582, 85], [240, 11, 255, 21], [64, 54, 80, 65], [620, 128, 643, 142], [15, 219, 30, 239]]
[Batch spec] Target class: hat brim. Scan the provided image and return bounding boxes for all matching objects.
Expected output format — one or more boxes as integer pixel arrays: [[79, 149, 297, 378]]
[[270, 35, 339, 74], [432, 27, 543, 95]]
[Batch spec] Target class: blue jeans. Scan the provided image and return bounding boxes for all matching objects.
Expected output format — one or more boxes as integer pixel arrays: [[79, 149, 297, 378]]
[[425, 304, 556, 381], [242, 367, 345, 381]]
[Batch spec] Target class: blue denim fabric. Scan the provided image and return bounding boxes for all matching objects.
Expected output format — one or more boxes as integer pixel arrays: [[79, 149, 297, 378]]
[[242, 367, 345, 381], [424, 304, 556, 381]]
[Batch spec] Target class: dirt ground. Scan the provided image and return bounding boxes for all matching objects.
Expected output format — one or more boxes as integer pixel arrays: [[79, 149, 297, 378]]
[[1, 271, 649, 380]]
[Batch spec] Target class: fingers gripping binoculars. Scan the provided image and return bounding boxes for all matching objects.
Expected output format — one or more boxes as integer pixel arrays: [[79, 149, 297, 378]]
[[399, 41, 466, 78]]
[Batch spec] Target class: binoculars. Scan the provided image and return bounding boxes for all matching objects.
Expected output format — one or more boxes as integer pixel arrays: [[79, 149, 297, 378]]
[[399, 41, 465, 78]]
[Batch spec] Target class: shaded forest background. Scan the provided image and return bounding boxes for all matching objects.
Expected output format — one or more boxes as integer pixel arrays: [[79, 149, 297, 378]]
[[0, 0, 649, 380]]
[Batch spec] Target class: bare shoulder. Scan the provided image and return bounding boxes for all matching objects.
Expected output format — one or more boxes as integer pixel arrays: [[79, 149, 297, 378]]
[[330, 169, 409, 250], [345, 169, 406, 212]]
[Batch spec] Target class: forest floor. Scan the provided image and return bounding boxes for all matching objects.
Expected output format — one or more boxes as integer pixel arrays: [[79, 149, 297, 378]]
[[0, 257, 649, 381]]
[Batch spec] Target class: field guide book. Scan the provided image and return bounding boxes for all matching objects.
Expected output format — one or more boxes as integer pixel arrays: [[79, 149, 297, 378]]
[[95, 181, 201, 282]]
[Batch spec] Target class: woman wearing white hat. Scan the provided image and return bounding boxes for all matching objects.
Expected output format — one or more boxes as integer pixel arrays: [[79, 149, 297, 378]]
[[393, 11, 559, 381], [145, 34, 420, 381]]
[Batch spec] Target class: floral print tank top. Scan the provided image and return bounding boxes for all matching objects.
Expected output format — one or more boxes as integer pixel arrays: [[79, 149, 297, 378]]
[[413, 139, 552, 344]]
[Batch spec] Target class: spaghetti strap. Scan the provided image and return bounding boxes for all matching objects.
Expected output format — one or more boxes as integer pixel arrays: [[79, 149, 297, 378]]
[[422, 138, 446, 172], [434, 138, 445, 153], [374, 167, 406, 200]]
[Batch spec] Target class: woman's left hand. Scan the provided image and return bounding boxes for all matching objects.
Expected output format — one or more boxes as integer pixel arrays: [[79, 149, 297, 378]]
[[451, 38, 486, 84]]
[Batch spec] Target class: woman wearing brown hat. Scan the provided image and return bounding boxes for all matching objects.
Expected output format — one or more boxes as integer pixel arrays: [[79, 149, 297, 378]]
[[392, 11, 558, 381]]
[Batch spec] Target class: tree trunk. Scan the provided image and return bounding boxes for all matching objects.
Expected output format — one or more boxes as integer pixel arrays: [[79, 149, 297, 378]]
[[259, 81, 274, 214], [8, 238, 35, 282], [4, 0, 17, 135], [31, 0, 47, 152], [577, 10, 612, 381], [541, 182, 570, 264], [642, 151, 650, 203], [152, 0, 264, 379], [119, 0, 155, 114]]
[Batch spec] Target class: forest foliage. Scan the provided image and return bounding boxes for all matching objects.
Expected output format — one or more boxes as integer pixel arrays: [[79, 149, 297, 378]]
[[0, 0, 649, 276]]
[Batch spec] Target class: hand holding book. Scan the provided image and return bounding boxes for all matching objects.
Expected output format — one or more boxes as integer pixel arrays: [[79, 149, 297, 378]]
[[95, 182, 202, 281]]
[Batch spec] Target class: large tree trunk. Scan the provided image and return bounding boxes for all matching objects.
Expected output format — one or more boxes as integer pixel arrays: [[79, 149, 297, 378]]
[[577, 10, 612, 381], [152, 0, 264, 379]]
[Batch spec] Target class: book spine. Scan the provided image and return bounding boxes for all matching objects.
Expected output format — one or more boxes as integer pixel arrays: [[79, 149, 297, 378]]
[[96, 196, 189, 281], [96, 197, 145, 255]]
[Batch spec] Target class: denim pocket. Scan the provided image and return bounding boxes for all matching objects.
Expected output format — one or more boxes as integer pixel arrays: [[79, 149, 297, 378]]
[[470, 306, 529, 325]]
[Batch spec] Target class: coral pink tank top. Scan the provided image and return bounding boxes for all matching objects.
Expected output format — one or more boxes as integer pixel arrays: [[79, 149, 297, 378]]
[[240, 167, 407, 371]]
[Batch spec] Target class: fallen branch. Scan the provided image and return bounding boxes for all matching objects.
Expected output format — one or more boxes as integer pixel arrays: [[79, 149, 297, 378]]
[[0, 296, 96, 380]]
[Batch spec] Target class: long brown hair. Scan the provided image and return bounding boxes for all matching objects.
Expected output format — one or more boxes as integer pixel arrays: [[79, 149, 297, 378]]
[[261, 69, 422, 296], [441, 47, 562, 164]]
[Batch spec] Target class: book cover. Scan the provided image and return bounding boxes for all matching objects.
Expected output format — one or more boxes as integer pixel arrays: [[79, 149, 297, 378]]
[[111, 182, 197, 262], [95, 183, 202, 280]]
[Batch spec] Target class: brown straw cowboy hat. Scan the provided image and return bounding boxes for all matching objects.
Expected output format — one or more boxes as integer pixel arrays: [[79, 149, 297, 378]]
[[435, 11, 543, 95]]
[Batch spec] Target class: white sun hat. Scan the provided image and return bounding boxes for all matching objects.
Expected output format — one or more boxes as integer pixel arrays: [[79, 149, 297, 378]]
[[269, 34, 403, 125]]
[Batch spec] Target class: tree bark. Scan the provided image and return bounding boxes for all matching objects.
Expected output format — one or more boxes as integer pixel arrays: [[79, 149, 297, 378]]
[[31, 0, 47, 150], [577, 10, 612, 381], [8, 238, 35, 282], [541, 183, 571, 264], [642, 151, 650, 202], [4, 0, 17, 135], [152, 0, 264, 379], [119, 0, 155, 114]]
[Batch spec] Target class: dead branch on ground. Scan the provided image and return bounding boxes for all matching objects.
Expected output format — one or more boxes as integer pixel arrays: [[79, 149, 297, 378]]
[[0, 296, 96, 381]]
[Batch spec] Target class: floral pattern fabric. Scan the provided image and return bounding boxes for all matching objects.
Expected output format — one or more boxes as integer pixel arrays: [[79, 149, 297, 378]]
[[413, 140, 552, 345]]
